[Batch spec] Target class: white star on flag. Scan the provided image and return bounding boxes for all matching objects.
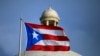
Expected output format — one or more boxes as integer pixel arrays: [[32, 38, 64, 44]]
[[33, 31, 39, 40]]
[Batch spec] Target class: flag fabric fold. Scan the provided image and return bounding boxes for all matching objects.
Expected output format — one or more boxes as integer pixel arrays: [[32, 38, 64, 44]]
[[25, 22, 70, 51]]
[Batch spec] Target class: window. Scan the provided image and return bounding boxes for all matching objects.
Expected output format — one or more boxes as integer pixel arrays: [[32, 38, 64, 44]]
[[41, 20, 46, 25], [49, 20, 55, 26]]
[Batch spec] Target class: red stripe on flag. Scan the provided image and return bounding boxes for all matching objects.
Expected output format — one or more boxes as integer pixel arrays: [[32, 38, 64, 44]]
[[27, 45, 70, 51], [25, 23, 63, 30], [42, 34, 70, 41]]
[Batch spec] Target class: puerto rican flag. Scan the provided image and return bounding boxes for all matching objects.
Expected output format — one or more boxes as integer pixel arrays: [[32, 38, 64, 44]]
[[25, 23, 70, 51]]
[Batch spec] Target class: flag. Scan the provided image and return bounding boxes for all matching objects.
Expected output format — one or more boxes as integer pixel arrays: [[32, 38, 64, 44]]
[[25, 22, 70, 51]]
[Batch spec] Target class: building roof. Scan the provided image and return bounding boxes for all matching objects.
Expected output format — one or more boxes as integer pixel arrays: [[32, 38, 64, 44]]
[[40, 7, 60, 20]]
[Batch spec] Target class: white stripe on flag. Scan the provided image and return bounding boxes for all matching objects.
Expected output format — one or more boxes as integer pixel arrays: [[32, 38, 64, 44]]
[[33, 28, 66, 36], [35, 40, 70, 46]]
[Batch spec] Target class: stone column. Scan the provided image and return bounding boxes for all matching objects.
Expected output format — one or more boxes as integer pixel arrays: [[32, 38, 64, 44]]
[[46, 20, 49, 26], [54, 21, 57, 26]]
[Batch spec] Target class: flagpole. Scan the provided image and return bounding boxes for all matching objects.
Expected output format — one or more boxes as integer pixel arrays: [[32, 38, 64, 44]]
[[18, 17, 23, 56]]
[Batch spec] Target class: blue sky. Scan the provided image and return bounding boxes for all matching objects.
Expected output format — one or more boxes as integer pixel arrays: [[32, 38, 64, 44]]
[[0, 0, 100, 56]]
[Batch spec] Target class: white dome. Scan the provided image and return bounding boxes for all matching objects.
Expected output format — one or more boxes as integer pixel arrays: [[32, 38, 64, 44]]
[[40, 7, 60, 20]]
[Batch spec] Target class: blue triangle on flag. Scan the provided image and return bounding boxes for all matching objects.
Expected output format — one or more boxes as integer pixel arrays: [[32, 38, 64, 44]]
[[25, 24, 43, 50]]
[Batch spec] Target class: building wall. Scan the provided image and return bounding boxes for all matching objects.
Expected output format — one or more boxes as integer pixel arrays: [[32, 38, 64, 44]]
[[21, 51, 81, 56]]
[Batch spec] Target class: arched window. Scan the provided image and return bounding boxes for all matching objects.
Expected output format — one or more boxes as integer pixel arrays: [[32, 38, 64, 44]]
[[49, 20, 55, 26], [41, 20, 46, 25]]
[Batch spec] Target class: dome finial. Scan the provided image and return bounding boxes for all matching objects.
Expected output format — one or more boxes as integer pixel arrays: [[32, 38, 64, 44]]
[[48, 6, 52, 10], [49, 0, 52, 9]]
